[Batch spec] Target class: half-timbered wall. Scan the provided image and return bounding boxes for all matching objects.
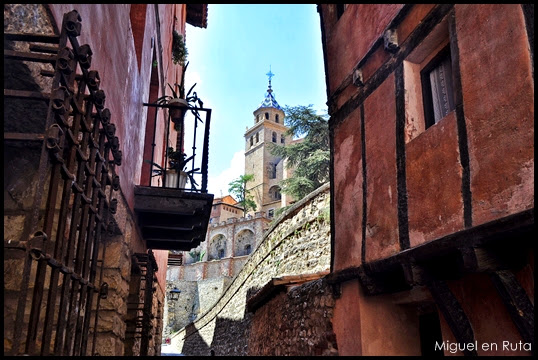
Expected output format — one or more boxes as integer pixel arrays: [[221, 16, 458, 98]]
[[320, 4, 534, 356]]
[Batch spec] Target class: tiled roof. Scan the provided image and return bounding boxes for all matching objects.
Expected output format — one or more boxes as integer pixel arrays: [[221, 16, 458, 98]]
[[257, 89, 282, 111]]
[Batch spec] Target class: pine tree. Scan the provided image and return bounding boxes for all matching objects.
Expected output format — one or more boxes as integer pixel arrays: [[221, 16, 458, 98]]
[[270, 105, 329, 200]]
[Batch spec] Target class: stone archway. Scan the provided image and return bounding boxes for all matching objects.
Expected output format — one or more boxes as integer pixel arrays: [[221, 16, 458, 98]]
[[235, 229, 255, 256], [209, 233, 227, 260]]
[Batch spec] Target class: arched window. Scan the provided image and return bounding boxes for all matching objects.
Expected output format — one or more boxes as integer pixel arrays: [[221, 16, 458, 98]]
[[235, 229, 255, 256], [280, 134, 285, 144], [210, 234, 227, 260], [265, 112, 269, 120], [256, 132, 259, 142], [272, 132, 277, 142], [275, 114, 279, 123], [269, 185, 281, 200]]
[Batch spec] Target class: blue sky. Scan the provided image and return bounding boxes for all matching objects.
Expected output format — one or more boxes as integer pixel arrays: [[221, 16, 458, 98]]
[[184, 4, 328, 197]]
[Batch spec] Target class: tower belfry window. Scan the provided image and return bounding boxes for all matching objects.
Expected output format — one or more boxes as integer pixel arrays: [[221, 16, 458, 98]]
[[275, 114, 279, 123], [256, 132, 259, 143], [272, 132, 277, 143], [265, 112, 269, 120]]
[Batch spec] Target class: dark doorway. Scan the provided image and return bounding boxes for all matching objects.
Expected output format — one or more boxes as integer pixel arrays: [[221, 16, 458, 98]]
[[419, 311, 444, 356]]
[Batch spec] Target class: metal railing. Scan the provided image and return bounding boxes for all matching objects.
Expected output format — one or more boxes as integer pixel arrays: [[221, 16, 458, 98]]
[[142, 102, 211, 193]]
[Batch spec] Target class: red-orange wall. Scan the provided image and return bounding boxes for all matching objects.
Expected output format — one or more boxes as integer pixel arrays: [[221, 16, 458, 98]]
[[455, 4, 534, 226], [322, 3, 534, 355]]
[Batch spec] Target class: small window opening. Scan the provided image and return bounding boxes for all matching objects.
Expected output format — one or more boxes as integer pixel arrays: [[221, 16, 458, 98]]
[[421, 46, 455, 129], [265, 112, 269, 120], [272, 132, 277, 143], [275, 114, 279, 123]]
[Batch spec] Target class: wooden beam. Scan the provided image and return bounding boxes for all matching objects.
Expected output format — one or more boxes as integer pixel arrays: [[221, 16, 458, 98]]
[[328, 209, 534, 295], [490, 270, 534, 354], [425, 277, 478, 356]]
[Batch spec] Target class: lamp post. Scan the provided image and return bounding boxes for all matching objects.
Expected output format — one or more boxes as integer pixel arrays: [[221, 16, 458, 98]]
[[169, 287, 181, 301]]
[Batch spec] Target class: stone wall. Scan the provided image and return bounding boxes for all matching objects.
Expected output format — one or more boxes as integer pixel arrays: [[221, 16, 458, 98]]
[[163, 276, 234, 340], [168, 183, 335, 356], [248, 278, 338, 356]]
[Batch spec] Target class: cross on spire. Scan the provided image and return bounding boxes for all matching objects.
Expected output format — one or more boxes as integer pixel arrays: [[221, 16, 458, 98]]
[[266, 66, 274, 91]]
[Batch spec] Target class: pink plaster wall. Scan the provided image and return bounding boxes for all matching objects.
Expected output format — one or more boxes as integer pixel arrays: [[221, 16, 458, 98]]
[[333, 279, 422, 356], [363, 75, 399, 262], [323, 3, 534, 357], [322, 4, 403, 94], [358, 287, 421, 356], [406, 111, 464, 247], [332, 280, 363, 355], [455, 4, 534, 226], [332, 107, 363, 271]]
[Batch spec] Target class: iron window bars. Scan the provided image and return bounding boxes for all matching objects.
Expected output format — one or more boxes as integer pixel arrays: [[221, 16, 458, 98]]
[[4, 10, 121, 356]]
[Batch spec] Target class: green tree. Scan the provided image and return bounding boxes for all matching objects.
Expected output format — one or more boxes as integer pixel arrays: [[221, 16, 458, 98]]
[[270, 104, 329, 200], [228, 174, 257, 216]]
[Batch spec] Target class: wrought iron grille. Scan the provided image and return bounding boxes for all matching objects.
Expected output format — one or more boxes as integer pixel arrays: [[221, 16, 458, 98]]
[[4, 10, 121, 356], [125, 251, 159, 356]]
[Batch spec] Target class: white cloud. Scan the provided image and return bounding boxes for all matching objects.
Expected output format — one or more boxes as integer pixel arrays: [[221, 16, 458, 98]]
[[207, 150, 245, 197]]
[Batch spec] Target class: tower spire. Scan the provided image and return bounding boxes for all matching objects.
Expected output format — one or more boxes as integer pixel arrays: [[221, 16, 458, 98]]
[[256, 66, 282, 111], [266, 66, 274, 93]]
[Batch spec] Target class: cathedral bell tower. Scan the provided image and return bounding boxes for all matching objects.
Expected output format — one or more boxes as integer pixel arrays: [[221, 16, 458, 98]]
[[244, 69, 292, 218]]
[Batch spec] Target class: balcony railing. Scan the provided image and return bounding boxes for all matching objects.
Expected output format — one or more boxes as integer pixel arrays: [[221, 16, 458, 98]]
[[141, 101, 212, 192], [134, 101, 214, 251]]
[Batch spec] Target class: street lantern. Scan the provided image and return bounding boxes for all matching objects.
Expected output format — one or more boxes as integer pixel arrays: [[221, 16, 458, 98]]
[[169, 287, 181, 301]]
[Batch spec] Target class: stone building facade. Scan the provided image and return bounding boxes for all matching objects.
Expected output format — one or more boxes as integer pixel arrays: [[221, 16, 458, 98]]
[[4, 4, 209, 356], [208, 195, 243, 224], [164, 211, 270, 335], [318, 4, 534, 356]]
